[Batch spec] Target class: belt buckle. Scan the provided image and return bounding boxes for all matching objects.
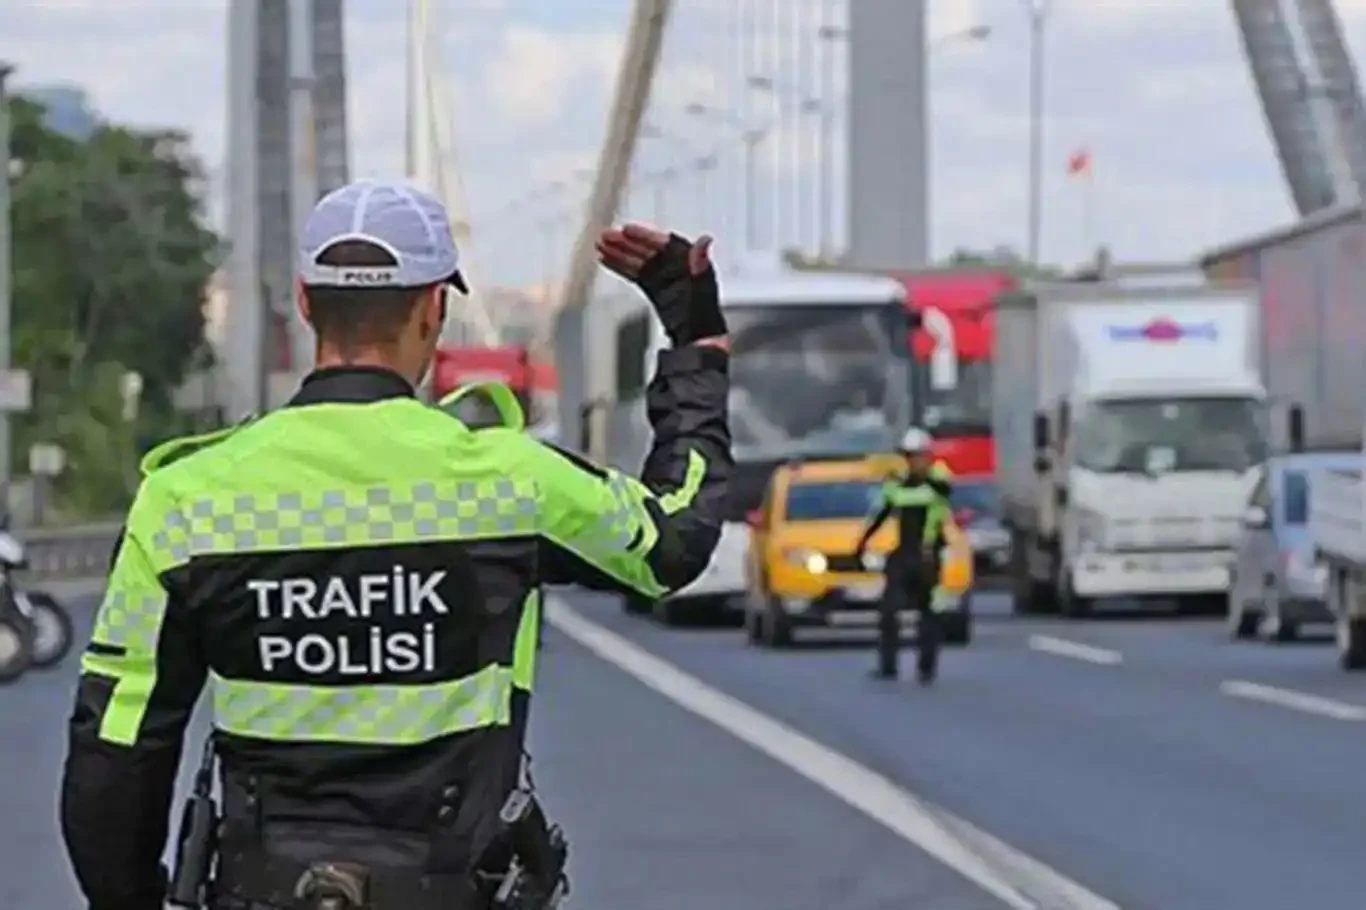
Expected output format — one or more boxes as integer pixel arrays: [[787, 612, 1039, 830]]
[[293, 861, 370, 910]]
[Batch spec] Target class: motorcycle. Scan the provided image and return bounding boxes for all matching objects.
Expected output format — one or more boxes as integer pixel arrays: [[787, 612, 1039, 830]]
[[0, 518, 74, 674], [0, 606, 31, 682]]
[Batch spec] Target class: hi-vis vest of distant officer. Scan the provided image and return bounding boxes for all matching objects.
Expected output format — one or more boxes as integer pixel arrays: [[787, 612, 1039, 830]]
[[862, 459, 954, 551], [879, 460, 953, 545]]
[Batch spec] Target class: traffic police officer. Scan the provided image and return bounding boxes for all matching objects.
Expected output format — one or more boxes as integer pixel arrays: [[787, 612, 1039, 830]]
[[59, 180, 733, 910], [855, 427, 952, 684]]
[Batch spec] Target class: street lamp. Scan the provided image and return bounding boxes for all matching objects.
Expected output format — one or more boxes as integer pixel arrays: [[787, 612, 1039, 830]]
[[818, 23, 991, 47], [641, 122, 721, 229], [748, 73, 830, 257], [685, 102, 769, 251], [1021, 0, 1050, 265]]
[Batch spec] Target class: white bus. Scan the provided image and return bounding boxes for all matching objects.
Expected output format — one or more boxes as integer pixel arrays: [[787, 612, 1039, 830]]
[[597, 256, 914, 621]]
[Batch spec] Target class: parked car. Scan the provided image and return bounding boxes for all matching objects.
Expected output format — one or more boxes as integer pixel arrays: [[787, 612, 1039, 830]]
[[1227, 451, 1357, 642], [949, 476, 1009, 580]]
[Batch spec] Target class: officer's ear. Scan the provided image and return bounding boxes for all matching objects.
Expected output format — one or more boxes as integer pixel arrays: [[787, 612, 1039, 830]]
[[417, 284, 446, 342], [423, 281, 450, 338], [296, 278, 314, 326]]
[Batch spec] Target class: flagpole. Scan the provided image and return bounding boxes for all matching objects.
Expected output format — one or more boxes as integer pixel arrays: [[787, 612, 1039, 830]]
[[1082, 164, 1094, 258], [1065, 146, 1093, 264]]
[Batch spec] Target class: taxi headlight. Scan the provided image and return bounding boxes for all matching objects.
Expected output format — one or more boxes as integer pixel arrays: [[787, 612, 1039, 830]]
[[782, 547, 827, 574]]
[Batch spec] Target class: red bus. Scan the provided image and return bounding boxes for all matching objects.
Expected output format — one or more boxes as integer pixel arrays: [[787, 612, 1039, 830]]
[[896, 269, 1017, 476]]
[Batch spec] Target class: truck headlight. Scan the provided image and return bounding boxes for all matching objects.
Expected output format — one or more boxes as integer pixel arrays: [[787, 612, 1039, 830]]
[[782, 547, 827, 574]]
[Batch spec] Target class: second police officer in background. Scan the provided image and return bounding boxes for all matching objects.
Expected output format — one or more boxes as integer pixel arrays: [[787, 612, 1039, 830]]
[[58, 179, 733, 910], [855, 427, 952, 685]]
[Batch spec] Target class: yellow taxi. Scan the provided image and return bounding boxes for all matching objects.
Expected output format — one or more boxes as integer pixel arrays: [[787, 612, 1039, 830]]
[[742, 455, 973, 648]]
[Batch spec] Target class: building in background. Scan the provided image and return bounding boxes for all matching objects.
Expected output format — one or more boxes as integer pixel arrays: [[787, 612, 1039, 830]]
[[224, 0, 349, 419], [26, 84, 98, 140]]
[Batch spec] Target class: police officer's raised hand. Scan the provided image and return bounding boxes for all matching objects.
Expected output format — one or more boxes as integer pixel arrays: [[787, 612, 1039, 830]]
[[596, 223, 728, 347]]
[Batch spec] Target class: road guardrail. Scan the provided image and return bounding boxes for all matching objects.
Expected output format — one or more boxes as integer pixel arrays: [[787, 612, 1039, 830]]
[[16, 521, 122, 582]]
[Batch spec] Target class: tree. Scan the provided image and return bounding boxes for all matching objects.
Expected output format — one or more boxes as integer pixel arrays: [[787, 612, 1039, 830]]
[[8, 93, 221, 517], [944, 246, 1065, 280]]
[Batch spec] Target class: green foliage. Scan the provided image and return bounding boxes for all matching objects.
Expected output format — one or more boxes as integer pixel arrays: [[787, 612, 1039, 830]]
[[943, 246, 1065, 280], [781, 244, 1069, 280], [7, 91, 221, 518]]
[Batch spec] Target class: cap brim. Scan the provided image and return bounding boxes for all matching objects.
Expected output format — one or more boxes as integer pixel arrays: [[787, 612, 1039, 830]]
[[447, 270, 469, 295]]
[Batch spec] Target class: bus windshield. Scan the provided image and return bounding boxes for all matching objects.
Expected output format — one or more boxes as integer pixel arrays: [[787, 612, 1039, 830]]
[[726, 303, 907, 461]]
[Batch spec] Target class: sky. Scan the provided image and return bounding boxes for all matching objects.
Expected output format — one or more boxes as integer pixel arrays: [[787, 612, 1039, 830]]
[[8, 0, 1366, 289]]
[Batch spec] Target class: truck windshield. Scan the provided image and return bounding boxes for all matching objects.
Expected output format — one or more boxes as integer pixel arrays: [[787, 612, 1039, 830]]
[[921, 358, 992, 437], [1072, 396, 1268, 474], [727, 303, 905, 462]]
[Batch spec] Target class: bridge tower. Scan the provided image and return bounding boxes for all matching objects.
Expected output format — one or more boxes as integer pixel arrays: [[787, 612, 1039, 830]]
[[1233, 0, 1366, 215], [224, 0, 350, 419]]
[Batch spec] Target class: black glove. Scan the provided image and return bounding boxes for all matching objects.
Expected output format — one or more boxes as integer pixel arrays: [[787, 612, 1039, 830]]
[[634, 233, 727, 346]]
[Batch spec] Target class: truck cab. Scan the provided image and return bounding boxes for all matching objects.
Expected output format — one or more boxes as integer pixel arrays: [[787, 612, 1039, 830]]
[[998, 283, 1274, 616], [1054, 375, 1268, 611]]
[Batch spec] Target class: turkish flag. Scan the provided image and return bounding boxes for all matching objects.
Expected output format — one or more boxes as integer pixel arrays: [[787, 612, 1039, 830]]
[[1066, 148, 1091, 176]]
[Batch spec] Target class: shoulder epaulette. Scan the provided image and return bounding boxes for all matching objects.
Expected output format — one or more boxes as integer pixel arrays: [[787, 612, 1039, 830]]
[[435, 381, 527, 432], [139, 416, 254, 476]]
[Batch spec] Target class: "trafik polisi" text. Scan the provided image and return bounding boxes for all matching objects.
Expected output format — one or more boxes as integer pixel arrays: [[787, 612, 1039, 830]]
[[247, 568, 451, 677]]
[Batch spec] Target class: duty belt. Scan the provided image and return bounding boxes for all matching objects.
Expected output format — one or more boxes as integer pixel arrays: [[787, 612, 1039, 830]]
[[214, 847, 481, 910]]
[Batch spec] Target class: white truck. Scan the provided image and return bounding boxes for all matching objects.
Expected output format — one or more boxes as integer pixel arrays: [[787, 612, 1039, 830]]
[[995, 280, 1271, 616], [1206, 205, 1366, 669]]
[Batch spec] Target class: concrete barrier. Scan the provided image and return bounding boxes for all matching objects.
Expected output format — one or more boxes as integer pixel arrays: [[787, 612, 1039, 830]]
[[15, 521, 122, 582]]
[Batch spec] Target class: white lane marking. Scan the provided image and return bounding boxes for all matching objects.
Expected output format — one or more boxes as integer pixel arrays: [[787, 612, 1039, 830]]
[[1218, 680, 1366, 722], [1027, 635, 1123, 666], [546, 597, 1122, 910]]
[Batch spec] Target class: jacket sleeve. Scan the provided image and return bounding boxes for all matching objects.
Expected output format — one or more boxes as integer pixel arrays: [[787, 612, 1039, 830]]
[[857, 486, 893, 552], [61, 480, 205, 910], [926, 460, 953, 499], [530, 344, 732, 597]]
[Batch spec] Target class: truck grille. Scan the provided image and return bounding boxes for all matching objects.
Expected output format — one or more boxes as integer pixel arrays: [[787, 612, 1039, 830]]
[[1108, 517, 1240, 551]]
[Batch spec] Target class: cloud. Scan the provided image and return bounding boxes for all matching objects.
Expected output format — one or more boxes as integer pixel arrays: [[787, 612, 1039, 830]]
[[9, 0, 1363, 291], [482, 25, 622, 127]]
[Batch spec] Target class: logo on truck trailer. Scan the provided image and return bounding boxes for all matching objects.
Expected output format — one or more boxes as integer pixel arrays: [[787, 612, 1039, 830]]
[[1106, 318, 1219, 343]]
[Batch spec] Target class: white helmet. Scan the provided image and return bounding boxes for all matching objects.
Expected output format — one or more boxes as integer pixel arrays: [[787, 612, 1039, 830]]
[[899, 426, 933, 454]]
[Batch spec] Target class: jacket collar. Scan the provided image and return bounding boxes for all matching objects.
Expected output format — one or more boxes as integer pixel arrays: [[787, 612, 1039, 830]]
[[288, 366, 416, 406]]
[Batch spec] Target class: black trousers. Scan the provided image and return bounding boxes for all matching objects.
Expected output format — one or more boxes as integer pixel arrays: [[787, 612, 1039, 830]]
[[875, 552, 939, 678]]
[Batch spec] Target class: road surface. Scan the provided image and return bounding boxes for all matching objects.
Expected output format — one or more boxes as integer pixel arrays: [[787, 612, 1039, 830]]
[[5, 585, 1366, 909]]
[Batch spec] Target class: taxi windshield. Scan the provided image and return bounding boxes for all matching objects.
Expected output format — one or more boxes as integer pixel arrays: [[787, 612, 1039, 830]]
[[784, 480, 881, 522]]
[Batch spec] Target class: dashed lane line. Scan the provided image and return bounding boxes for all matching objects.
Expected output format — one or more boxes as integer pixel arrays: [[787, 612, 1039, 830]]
[[1027, 635, 1124, 666], [1219, 680, 1366, 722]]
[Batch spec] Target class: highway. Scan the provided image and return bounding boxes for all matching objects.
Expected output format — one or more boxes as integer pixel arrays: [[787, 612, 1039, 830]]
[[7, 586, 1366, 909]]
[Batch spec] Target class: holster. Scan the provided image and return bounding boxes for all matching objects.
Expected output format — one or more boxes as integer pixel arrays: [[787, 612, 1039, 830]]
[[474, 788, 570, 910]]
